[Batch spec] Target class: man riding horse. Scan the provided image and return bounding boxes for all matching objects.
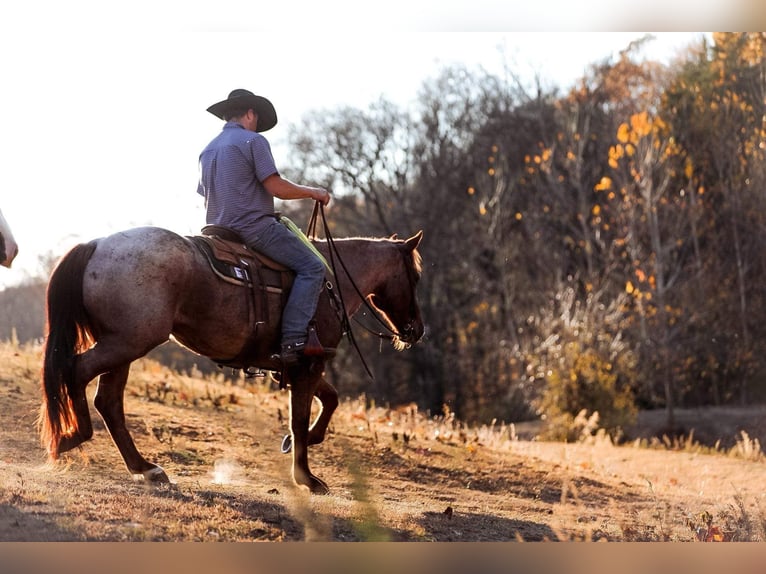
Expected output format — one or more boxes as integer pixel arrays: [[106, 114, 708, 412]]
[[198, 89, 332, 365], [39, 92, 425, 494]]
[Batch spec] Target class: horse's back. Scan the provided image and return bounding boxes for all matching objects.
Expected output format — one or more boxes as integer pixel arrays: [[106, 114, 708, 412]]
[[83, 227, 201, 335], [86, 227, 196, 286], [83, 226, 256, 360]]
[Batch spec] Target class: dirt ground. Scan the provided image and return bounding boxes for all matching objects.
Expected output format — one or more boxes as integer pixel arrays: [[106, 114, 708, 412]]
[[2, 342, 766, 543]]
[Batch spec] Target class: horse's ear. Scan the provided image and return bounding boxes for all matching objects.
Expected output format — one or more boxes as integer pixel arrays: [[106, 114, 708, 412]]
[[404, 230, 423, 251]]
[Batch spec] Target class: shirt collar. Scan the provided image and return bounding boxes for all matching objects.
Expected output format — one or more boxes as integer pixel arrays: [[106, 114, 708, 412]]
[[223, 121, 247, 131]]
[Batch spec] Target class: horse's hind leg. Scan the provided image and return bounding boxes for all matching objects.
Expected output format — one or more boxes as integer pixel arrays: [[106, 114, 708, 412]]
[[94, 363, 169, 483], [56, 354, 95, 454]]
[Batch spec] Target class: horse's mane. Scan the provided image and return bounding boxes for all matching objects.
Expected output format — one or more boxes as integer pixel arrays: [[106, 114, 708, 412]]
[[313, 235, 422, 277], [410, 248, 423, 278]]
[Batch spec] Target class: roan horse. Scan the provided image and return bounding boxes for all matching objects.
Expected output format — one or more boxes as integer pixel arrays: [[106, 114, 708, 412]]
[[0, 208, 18, 268], [40, 223, 424, 494]]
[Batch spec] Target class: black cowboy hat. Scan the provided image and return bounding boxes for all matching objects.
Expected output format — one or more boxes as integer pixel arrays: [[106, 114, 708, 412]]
[[206, 89, 278, 132]]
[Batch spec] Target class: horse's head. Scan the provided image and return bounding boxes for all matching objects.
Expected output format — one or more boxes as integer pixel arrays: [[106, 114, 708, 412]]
[[368, 231, 425, 350], [0, 209, 18, 268]]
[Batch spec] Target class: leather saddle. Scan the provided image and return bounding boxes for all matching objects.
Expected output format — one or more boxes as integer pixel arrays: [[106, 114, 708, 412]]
[[201, 224, 288, 277]]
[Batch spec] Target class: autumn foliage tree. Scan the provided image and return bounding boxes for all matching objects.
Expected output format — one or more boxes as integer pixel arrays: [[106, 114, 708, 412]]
[[663, 33, 766, 406], [276, 33, 766, 434]]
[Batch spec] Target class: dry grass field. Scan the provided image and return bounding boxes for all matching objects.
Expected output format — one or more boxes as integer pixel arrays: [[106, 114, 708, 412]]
[[2, 340, 766, 543]]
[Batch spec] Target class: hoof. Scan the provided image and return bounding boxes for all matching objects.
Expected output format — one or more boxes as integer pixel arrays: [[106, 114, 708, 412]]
[[133, 466, 170, 483], [58, 432, 90, 455], [308, 476, 330, 495], [281, 434, 292, 454], [295, 472, 330, 495]]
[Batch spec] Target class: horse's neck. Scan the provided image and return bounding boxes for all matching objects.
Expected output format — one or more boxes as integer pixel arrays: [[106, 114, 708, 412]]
[[319, 239, 388, 314]]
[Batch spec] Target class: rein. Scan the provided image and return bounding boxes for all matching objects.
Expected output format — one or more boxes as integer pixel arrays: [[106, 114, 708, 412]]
[[306, 202, 411, 380]]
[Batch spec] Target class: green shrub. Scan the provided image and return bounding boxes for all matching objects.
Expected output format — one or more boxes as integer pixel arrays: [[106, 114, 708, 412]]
[[523, 287, 638, 442], [537, 342, 637, 442]]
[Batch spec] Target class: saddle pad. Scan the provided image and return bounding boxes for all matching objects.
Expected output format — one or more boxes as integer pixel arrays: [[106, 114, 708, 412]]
[[189, 236, 252, 284], [190, 235, 292, 290]]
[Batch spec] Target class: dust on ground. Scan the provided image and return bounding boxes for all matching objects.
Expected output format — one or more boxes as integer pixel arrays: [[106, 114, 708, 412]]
[[2, 342, 765, 542]]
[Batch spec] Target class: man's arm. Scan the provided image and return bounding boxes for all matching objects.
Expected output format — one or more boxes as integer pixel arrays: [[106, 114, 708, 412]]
[[262, 174, 331, 206]]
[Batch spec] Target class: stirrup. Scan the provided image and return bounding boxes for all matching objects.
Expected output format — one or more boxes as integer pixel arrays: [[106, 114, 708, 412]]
[[305, 322, 340, 358], [278, 341, 305, 366], [304, 324, 323, 356]]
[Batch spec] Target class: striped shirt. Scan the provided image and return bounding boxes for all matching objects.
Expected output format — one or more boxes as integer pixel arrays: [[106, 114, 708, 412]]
[[197, 121, 279, 244]]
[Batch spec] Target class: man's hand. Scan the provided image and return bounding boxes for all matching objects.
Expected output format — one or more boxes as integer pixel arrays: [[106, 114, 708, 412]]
[[314, 187, 331, 206]]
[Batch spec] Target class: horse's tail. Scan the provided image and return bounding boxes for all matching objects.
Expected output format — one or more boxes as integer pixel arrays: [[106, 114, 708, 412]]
[[39, 240, 98, 459]]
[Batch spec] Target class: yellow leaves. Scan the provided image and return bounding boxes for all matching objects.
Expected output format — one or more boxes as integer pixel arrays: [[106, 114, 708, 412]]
[[614, 112, 673, 164], [617, 113, 651, 146], [531, 148, 552, 166], [467, 186, 475, 195], [608, 145, 623, 168], [617, 123, 631, 144], [626, 272, 654, 301], [742, 33, 766, 65], [608, 142, 637, 169], [630, 111, 652, 138], [473, 301, 490, 315], [594, 177, 613, 191]]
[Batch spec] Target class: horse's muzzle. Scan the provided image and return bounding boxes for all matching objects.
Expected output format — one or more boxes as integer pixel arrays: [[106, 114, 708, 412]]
[[1, 245, 17, 268], [401, 320, 425, 345]]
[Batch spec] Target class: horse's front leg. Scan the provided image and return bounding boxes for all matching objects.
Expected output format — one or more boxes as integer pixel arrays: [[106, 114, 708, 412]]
[[288, 362, 329, 494], [308, 376, 338, 446], [281, 376, 338, 453]]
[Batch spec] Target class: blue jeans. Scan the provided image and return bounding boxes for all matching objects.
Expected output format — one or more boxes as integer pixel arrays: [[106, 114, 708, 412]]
[[247, 218, 326, 345]]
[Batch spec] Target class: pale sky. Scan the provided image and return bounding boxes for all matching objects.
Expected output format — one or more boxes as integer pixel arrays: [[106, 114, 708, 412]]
[[0, 2, 713, 288]]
